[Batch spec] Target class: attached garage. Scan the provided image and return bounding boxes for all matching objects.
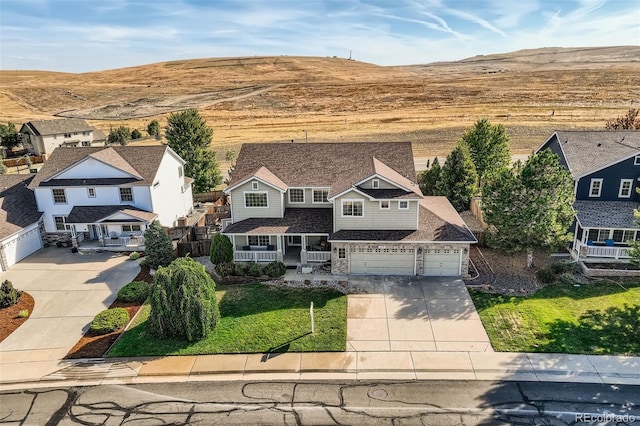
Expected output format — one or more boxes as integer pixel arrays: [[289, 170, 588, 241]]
[[423, 248, 461, 276], [350, 247, 415, 275], [2, 224, 43, 269]]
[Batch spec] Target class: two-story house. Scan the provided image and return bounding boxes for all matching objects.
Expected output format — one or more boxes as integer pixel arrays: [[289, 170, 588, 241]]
[[223, 142, 476, 276], [28, 145, 193, 250], [20, 118, 105, 156], [537, 131, 640, 261]]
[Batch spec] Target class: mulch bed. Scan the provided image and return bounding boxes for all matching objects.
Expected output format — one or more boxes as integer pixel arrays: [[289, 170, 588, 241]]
[[64, 264, 153, 359], [0, 292, 35, 343]]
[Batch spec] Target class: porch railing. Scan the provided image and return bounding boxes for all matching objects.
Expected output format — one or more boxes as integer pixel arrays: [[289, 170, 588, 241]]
[[104, 235, 145, 247], [234, 250, 278, 262], [576, 241, 631, 259], [307, 251, 331, 262]]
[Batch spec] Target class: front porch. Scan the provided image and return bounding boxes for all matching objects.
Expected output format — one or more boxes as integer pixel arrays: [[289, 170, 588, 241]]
[[230, 234, 332, 266], [573, 240, 632, 261]]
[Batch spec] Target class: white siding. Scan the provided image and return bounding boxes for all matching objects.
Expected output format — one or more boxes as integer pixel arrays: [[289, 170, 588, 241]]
[[229, 180, 283, 222], [284, 188, 331, 208], [55, 157, 134, 179], [334, 189, 418, 231], [149, 151, 193, 227], [1, 223, 42, 268]]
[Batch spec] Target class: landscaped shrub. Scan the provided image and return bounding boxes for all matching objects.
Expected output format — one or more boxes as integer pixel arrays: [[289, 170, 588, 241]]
[[557, 272, 576, 285], [535, 268, 555, 284], [263, 261, 286, 278], [129, 251, 141, 261], [215, 261, 235, 277], [117, 281, 150, 303], [0, 280, 21, 308], [149, 257, 220, 341], [90, 308, 129, 335], [143, 220, 175, 269], [17, 310, 29, 318], [234, 262, 246, 276], [210, 233, 233, 265], [247, 262, 263, 277]]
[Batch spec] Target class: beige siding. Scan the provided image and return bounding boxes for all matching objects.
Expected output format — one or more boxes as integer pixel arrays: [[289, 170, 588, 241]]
[[229, 180, 283, 222], [334, 189, 418, 231], [284, 188, 331, 208], [359, 177, 400, 190]]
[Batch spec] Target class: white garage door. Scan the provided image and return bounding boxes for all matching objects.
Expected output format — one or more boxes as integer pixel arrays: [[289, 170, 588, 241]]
[[350, 248, 415, 275], [2, 224, 42, 268], [423, 248, 461, 276]]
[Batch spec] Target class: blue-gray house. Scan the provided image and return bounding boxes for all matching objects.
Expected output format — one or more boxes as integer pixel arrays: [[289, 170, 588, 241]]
[[537, 131, 640, 261]]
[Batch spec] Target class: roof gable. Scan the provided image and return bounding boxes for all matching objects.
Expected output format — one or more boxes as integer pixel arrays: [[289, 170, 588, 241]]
[[227, 165, 287, 192], [21, 118, 93, 136], [47, 147, 144, 182]]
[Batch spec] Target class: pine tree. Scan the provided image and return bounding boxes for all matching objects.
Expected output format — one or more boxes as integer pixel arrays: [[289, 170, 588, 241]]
[[435, 145, 477, 212], [210, 233, 233, 264], [417, 157, 441, 196], [460, 118, 510, 188]]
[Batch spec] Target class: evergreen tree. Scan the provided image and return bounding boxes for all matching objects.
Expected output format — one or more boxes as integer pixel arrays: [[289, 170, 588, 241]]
[[0, 122, 20, 149], [417, 157, 441, 196], [460, 118, 510, 188], [435, 145, 478, 212], [131, 129, 143, 140], [165, 109, 222, 192], [210, 233, 233, 264], [147, 119, 161, 139], [149, 257, 219, 341], [482, 149, 575, 267], [143, 220, 175, 269]]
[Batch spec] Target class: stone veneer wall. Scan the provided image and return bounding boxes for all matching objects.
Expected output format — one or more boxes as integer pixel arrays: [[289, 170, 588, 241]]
[[331, 242, 471, 277], [44, 232, 72, 246]]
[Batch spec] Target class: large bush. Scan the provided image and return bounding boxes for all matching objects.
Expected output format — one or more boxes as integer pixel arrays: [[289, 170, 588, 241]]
[[90, 308, 129, 335], [210, 233, 233, 265], [148, 257, 219, 341], [247, 262, 263, 277], [0, 280, 21, 308], [117, 281, 150, 303], [263, 261, 286, 278], [215, 261, 235, 277], [143, 220, 175, 269]]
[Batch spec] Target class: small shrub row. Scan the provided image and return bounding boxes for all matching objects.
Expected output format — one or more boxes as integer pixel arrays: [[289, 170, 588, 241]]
[[90, 308, 130, 335], [0, 280, 22, 309], [117, 281, 150, 303], [215, 261, 286, 278], [129, 251, 141, 260], [536, 262, 579, 284]]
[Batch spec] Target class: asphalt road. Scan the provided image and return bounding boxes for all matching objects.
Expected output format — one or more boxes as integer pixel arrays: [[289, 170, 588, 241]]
[[1, 380, 638, 425]]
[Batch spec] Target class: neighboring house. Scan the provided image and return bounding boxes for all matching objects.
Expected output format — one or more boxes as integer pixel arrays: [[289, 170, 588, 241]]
[[223, 142, 476, 276], [0, 175, 43, 271], [537, 131, 640, 261], [19, 118, 104, 156], [28, 145, 194, 250]]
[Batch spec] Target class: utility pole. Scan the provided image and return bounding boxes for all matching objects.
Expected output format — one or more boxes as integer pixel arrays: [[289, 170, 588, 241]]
[[303, 130, 308, 143]]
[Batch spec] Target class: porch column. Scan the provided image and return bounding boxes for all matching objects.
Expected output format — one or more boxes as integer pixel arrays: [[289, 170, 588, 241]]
[[300, 235, 307, 264], [276, 235, 283, 262], [231, 235, 236, 251]]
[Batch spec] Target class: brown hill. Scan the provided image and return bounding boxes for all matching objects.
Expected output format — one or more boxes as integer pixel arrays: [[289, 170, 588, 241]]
[[1, 47, 639, 157]]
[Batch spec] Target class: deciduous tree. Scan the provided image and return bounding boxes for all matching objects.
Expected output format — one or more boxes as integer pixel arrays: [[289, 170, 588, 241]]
[[605, 108, 640, 130], [107, 125, 131, 145], [131, 129, 143, 140], [165, 109, 222, 192], [482, 149, 575, 268], [0, 122, 20, 150], [147, 119, 161, 139], [435, 145, 477, 212], [460, 119, 510, 188]]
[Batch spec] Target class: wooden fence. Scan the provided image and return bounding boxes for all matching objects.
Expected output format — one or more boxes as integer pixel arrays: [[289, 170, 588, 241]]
[[2, 155, 45, 168], [177, 239, 212, 257], [193, 190, 225, 203]]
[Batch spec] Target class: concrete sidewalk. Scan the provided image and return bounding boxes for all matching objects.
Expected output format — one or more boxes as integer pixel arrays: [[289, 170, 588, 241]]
[[1, 351, 639, 391]]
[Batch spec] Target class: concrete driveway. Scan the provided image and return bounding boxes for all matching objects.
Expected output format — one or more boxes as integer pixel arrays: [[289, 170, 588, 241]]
[[0, 247, 140, 382], [346, 277, 492, 352]]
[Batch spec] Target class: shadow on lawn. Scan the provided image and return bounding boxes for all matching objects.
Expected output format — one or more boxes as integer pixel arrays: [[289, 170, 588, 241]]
[[218, 283, 341, 318], [261, 332, 312, 361], [536, 304, 640, 355]]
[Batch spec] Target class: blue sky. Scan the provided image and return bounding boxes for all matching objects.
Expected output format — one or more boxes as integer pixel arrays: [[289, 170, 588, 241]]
[[1, 0, 638, 72]]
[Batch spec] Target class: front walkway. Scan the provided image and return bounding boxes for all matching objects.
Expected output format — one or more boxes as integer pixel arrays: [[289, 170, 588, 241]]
[[346, 277, 492, 352]]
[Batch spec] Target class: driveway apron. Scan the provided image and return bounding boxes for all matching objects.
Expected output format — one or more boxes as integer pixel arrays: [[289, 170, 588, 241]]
[[0, 247, 140, 382], [347, 276, 492, 352]]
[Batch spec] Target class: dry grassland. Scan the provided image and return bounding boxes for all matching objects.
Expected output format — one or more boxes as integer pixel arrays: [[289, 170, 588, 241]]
[[1, 46, 639, 160]]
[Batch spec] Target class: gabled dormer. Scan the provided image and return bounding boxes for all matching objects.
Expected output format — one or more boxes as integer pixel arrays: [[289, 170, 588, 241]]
[[225, 165, 287, 222]]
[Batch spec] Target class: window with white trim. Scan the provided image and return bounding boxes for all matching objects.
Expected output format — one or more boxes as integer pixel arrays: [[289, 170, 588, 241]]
[[618, 179, 633, 198], [338, 248, 346, 259], [372, 179, 379, 189], [122, 224, 141, 233], [342, 200, 363, 216], [87, 187, 96, 198], [53, 216, 70, 231], [635, 155, 640, 165], [245, 192, 268, 207], [289, 188, 305, 203], [119, 187, 134, 202], [589, 179, 603, 197], [380, 200, 390, 209], [248, 235, 270, 246], [587, 229, 610, 242], [398, 201, 409, 209], [312, 189, 329, 203], [52, 188, 66, 204], [251, 181, 259, 190]]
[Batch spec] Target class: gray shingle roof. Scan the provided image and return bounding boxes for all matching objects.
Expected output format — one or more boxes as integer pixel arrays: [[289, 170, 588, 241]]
[[22, 118, 94, 136], [550, 131, 640, 178], [228, 142, 418, 197], [66, 205, 157, 223], [0, 175, 41, 240], [223, 208, 332, 234], [29, 145, 169, 189], [574, 200, 640, 229]]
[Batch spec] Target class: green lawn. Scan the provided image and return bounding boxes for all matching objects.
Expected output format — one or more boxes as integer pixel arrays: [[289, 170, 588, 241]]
[[108, 283, 347, 356], [470, 281, 640, 355]]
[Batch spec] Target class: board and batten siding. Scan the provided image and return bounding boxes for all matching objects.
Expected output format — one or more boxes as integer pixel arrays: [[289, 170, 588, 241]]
[[230, 180, 283, 222], [576, 156, 640, 201], [333, 189, 418, 231], [283, 188, 331, 208]]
